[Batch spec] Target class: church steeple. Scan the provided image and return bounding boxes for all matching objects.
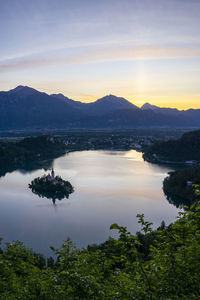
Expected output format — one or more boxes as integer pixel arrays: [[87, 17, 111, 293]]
[[51, 168, 55, 179]]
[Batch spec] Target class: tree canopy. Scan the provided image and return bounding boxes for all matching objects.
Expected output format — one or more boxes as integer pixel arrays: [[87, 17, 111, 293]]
[[1, 201, 200, 299]]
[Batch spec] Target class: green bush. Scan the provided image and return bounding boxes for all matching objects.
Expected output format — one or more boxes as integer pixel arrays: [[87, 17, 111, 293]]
[[1, 203, 200, 299]]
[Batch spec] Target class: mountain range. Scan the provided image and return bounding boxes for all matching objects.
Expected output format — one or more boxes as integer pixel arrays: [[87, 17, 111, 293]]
[[0, 85, 200, 130]]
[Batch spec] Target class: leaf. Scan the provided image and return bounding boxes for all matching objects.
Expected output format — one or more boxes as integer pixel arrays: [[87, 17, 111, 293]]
[[110, 223, 120, 230], [49, 246, 56, 252]]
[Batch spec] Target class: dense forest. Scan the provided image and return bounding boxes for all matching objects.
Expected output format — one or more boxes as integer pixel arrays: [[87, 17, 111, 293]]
[[143, 130, 200, 163], [0, 135, 66, 176], [1, 201, 200, 299], [163, 165, 200, 207]]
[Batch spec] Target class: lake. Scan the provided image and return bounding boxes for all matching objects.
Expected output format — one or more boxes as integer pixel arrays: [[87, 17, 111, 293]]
[[0, 150, 178, 256]]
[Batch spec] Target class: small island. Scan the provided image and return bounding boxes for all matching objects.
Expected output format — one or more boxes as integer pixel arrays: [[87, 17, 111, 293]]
[[29, 168, 74, 202]]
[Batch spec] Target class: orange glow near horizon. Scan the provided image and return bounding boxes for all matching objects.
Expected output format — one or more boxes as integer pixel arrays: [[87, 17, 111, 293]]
[[1, 0, 200, 112], [76, 96, 200, 110], [32, 84, 200, 110]]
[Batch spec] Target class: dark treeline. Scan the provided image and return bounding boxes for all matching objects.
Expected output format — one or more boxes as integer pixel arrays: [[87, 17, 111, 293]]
[[163, 165, 200, 207], [1, 203, 200, 299], [0, 128, 187, 177], [0, 135, 66, 177], [143, 130, 200, 163]]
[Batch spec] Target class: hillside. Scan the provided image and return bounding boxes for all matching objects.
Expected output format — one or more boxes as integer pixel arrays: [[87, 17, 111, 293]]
[[143, 130, 200, 163], [0, 86, 85, 129], [1, 86, 200, 130], [0, 135, 66, 176], [141, 102, 182, 116], [163, 165, 200, 207]]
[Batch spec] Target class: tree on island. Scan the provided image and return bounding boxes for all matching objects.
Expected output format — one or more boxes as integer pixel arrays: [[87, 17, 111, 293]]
[[29, 168, 74, 203]]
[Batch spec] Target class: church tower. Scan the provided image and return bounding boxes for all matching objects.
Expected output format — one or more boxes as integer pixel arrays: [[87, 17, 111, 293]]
[[51, 168, 55, 179]]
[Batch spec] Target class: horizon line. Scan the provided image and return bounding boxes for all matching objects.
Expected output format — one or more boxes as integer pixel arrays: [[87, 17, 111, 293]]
[[1, 85, 200, 111]]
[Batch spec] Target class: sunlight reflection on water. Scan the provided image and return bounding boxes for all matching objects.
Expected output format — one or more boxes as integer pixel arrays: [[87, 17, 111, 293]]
[[0, 150, 178, 255]]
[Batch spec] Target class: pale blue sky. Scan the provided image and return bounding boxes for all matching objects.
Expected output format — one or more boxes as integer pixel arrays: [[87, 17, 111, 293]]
[[1, 0, 200, 108]]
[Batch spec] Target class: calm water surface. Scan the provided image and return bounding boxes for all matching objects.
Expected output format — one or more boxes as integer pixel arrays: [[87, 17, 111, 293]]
[[0, 150, 178, 255]]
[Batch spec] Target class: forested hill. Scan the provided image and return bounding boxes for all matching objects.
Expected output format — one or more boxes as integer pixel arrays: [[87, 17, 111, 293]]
[[143, 130, 200, 163], [163, 165, 200, 207], [0, 135, 66, 175]]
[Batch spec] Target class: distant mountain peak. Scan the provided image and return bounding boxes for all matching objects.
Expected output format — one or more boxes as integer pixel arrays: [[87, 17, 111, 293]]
[[141, 103, 159, 110], [10, 85, 25, 92], [50, 93, 82, 103], [9, 85, 39, 96], [57, 93, 65, 97], [51, 93, 67, 100], [97, 94, 127, 102], [0, 86, 200, 129], [141, 102, 182, 117], [95, 94, 139, 110], [103, 94, 119, 99]]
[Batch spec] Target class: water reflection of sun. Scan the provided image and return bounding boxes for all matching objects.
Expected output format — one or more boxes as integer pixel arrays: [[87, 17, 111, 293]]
[[123, 150, 143, 161]]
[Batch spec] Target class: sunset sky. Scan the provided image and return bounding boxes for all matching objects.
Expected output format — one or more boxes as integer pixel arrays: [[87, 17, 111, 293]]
[[1, 0, 200, 109]]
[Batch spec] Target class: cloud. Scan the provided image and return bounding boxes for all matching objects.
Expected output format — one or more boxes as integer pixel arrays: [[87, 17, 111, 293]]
[[0, 45, 200, 73]]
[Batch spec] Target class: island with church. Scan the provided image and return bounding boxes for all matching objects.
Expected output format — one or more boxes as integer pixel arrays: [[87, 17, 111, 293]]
[[29, 168, 74, 200]]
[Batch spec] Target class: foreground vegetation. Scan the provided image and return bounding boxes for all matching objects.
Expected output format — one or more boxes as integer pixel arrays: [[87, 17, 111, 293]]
[[1, 201, 200, 299]]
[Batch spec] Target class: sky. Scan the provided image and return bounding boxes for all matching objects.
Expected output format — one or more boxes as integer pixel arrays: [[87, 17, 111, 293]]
[[0, 0, 200, 109]]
